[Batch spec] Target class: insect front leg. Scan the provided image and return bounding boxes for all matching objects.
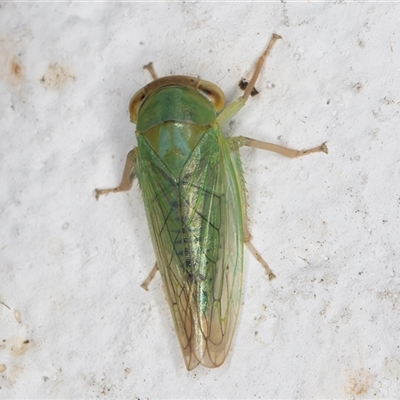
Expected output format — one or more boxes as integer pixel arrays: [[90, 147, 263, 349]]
[[143, 62, 158, 80], [217, 33, 282, 128], [94, 148, 138, 200], [140, 263, 158, 291]]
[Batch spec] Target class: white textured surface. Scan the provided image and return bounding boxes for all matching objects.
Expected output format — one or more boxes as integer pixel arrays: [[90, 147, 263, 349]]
[[1, 2, 400, 398]]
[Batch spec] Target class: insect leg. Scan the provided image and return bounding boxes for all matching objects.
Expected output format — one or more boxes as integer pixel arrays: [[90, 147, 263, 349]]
[[245, 233, 276, 281], [228, 140, 276, 280], [217, 33, 282, 127], [94, 148, 138, 200], [140, 263, 158, 291], [240, 33, 282, 103], [143, 62, 158, 80], [241, 178, 276, 280], [236, 138, 328, 158], [227, 137, 327, 281]]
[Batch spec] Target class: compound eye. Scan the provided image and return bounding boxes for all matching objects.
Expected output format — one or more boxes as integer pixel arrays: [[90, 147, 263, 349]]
[[129, 88, 146, 123], [197, 80, 225, 112]]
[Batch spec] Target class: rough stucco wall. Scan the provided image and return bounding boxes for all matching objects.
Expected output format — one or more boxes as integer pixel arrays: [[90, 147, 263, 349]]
[[1, 2, 399, 398]]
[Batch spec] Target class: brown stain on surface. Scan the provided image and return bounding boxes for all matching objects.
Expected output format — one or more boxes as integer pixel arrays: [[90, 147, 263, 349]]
[[11, 60, 22, 78], [0, 38, 24, 87], [6, 364, 24, 384], [40, 63, 75, 91], [344, 367, 374, 396], [10, 337, 31, 356]]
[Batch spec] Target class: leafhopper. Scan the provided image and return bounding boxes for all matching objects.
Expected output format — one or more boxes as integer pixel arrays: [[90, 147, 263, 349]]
[[95, 34, 327, 370]]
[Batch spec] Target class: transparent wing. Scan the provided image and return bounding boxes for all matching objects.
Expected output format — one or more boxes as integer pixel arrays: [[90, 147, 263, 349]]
[[137, 127, 244, 370]]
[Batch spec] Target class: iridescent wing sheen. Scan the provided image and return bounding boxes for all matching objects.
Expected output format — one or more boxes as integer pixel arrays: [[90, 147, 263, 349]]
[[136, 126, 244, 370]]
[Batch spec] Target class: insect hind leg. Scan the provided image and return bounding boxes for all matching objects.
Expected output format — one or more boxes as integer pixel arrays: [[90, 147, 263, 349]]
[[141, 263, 159, 291], [244, 230, 276, 281], [227, 138, 276, 280]]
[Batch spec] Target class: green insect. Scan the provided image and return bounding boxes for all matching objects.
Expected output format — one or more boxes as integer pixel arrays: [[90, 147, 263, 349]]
[[95, 34, 327, 370]]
